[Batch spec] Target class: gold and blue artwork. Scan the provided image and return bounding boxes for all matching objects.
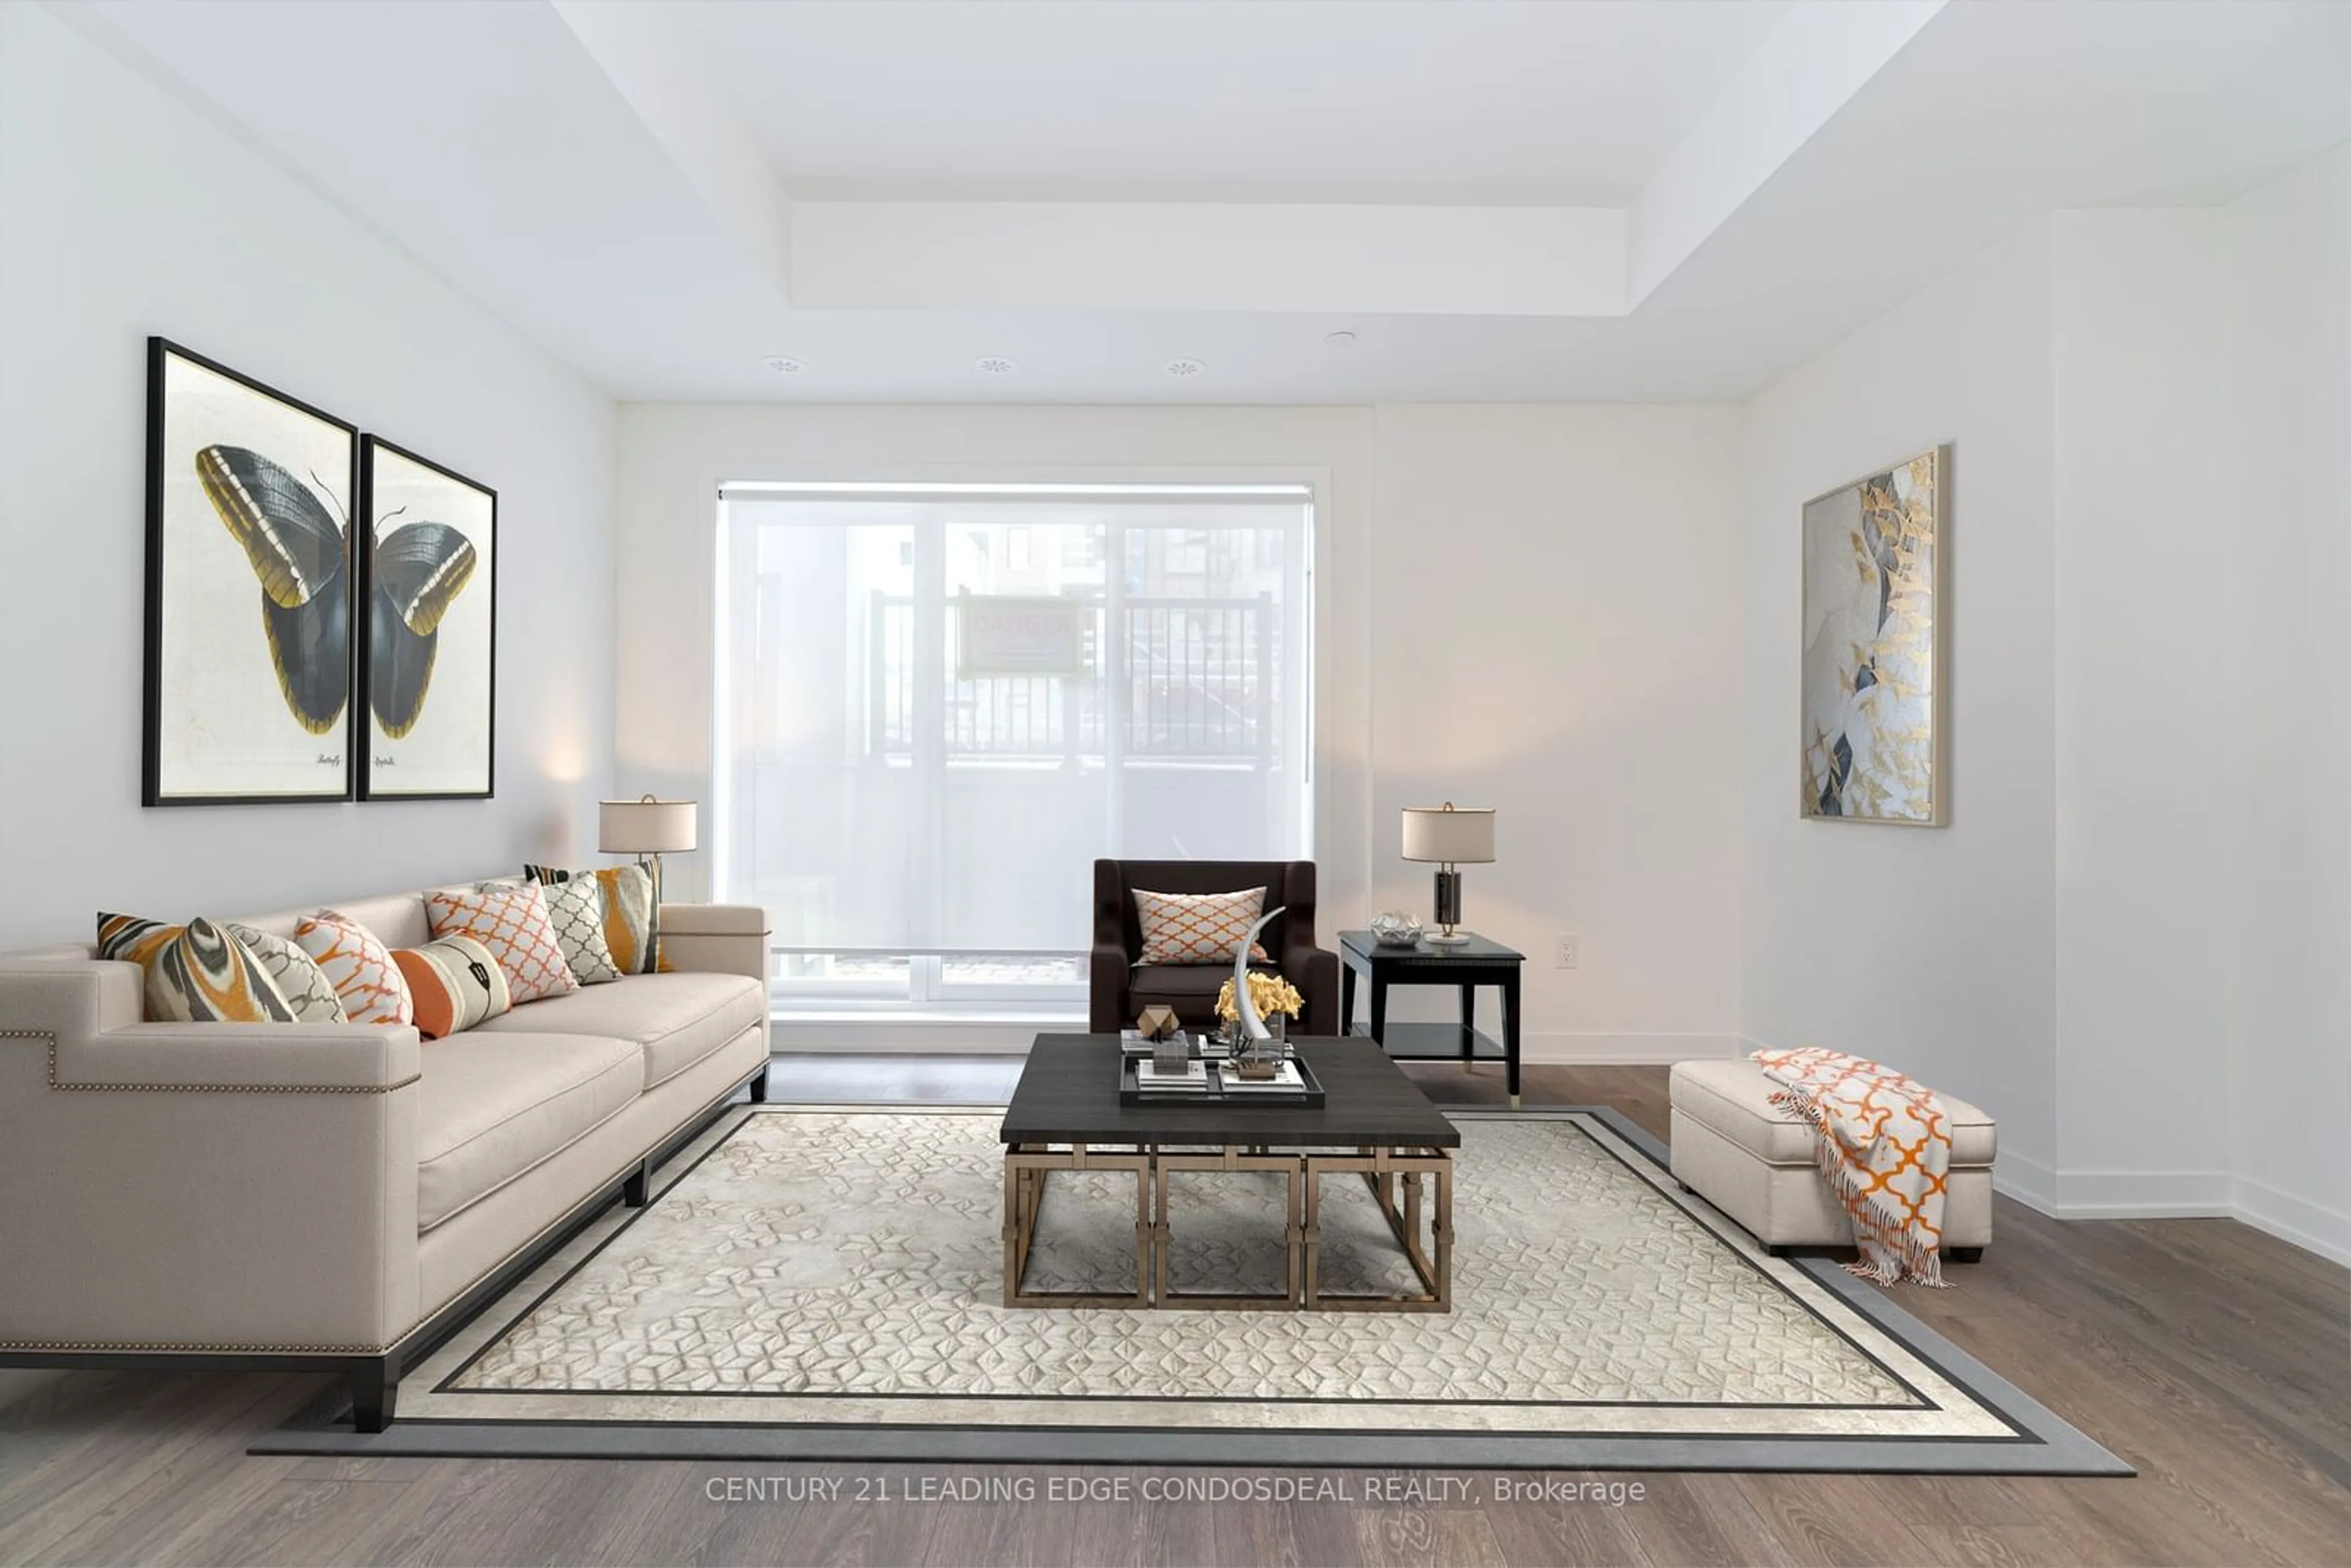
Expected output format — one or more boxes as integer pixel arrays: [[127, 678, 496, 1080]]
[[1800, 447, 1946, 825]]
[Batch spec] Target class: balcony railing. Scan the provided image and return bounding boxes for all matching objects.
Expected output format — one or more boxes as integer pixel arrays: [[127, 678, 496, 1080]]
[[869, 593, 1279, 762]]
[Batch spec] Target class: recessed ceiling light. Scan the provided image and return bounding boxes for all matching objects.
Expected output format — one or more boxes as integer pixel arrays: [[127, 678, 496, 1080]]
[[975, 356, 1018, 375], [1324, 331, 1357, 348], [763, 356, 805, 374], [1164, 358, 1206, 378]]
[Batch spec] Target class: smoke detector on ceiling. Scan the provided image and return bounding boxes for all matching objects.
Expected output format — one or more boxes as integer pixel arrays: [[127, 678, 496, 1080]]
[[975, 356, 1018, 375], [1324, 331, 1358, 348], [763, 356, 805, 374], [1164, 358, 1207, 378]]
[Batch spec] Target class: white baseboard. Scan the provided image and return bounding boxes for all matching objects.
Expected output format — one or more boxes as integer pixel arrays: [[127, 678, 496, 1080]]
[[1992, 1150, 2058, 1213], [1991, 1162, 2347, 1267], [2231, 1177, 2351, 1268], [2045, 1168, 2236, 1218]]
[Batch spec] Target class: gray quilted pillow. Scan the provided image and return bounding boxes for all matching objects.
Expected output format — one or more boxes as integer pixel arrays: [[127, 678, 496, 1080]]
[[226, 922, 347, 1022], [508, 876, 620, 986]]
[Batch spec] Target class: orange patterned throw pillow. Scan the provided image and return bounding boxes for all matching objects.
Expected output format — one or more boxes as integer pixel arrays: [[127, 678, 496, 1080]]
[[393, 934, 513, 1039], [1132, 887, 1271, 966], [97, 913, 296, 1024], [426, 882, 579, 1004], [293, 908, 415, 1026]]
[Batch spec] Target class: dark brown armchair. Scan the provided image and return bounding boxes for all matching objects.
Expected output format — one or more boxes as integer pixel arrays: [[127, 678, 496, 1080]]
[[1090, 860, 1340, 1035]]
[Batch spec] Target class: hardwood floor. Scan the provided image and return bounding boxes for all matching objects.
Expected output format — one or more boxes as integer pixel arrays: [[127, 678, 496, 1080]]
[[2, 1057, 2344, 1567]]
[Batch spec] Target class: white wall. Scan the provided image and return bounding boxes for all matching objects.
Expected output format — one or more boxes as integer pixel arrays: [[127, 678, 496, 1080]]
[[1739, 165, 2351, 1261], [1738, 222, 2061, 1195], [2050, 210, 2235, 1212], [1367, 405, 1744, 1057], [2222, 141, 2351, 1263], [612, 400, 1746, 1059], [0, 4, 618, 950]]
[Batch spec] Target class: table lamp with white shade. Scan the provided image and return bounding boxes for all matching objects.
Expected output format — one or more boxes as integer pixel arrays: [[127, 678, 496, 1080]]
[[1401, 802, 1496, 945], [600, 793, 698, 901]]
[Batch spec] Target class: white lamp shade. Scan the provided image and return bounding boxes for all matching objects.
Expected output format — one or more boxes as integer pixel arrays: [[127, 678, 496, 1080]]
[[600, 798, 698, 855], [1401, 805, 1496, 865]]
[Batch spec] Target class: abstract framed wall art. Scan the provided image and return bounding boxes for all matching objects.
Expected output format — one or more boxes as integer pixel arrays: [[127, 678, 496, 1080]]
[[144, 338, 358, 805], [357, 437, 495, 800], [1799, 445, 1949, 825]]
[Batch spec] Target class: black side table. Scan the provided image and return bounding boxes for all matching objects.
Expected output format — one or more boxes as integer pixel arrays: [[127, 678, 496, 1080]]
[[1338, 931, 1525, 1108]]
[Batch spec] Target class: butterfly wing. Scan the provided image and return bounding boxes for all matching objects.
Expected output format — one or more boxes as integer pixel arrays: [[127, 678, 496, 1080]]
[[262, 566, 351, 735], [192, 444, 350, 732], [369, 522, 477, 738], [195, 445, 345, 609], [373, 522, 476, 634]]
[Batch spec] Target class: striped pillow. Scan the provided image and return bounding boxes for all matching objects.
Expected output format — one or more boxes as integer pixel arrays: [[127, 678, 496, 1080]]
[[427, 882, 579, 1003], [392, 934, 512, 1039], [97, 913, 296, 1024]]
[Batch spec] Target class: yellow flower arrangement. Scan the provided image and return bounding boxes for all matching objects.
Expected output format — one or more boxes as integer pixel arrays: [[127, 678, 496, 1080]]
[[1215, 971, 1304, 1024]]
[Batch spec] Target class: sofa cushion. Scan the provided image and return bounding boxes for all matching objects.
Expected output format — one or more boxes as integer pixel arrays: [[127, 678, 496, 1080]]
[[471, 972, 764, 1090], [416, 1032, 640, 1229], [1670, 1058, 1997, 1168], [1128, 961, 1284, 1024]]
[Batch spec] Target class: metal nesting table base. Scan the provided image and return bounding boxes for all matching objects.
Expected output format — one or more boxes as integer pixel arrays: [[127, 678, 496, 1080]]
[[1002, 1142, 1453, 1313]]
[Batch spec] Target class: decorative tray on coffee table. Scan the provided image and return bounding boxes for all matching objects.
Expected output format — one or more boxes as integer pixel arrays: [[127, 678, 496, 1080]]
[[1118, 1049, 1325, 1107]]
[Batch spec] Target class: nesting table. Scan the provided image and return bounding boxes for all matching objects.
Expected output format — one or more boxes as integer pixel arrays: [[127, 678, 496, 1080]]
[[998, 1035, 1460, 1313]]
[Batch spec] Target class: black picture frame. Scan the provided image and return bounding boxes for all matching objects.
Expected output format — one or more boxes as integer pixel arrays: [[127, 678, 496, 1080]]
[[144, 337, 359, 806], [356, 435, 497, 800]]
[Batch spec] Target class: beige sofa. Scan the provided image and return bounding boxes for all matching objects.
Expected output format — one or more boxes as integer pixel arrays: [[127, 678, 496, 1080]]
[[0, 879, 770, 1430]]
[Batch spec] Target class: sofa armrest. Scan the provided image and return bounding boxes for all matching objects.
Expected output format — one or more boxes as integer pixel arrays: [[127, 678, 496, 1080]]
[[658, 902, 769, 984], [0, 961, 422, 1351], [1283, 942, 1341, 1036], [1089, 942, 1131, 1033]]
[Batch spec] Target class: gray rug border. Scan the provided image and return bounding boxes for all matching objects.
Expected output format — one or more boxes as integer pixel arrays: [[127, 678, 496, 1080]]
[[254, 1103, 2133, 1476]]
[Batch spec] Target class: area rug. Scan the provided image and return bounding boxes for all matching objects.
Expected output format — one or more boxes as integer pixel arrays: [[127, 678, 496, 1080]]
[[260, 1106, 2127, 1472]]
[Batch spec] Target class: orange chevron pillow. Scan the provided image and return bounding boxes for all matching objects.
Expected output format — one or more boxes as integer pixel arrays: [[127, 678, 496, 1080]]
[[1133, 887, 1271, 966], [427, 882, 579, 1004], [293, 908, 414, 1027]]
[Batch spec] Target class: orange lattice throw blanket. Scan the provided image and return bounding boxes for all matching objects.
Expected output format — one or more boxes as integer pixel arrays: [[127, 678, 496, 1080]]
[[1751, 1048, 1952, 1287]]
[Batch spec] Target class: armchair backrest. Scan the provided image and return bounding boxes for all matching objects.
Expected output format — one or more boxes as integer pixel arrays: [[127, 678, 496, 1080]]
[[1093, 859, 1319, 962]]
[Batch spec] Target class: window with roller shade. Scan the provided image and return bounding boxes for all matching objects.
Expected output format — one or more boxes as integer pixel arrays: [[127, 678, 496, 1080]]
[[713, 482, 1316, 1011]]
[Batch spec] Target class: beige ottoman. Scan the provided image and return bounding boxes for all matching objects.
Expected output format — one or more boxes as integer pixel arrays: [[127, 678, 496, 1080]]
[[1668, 1059, 1995, 1261]]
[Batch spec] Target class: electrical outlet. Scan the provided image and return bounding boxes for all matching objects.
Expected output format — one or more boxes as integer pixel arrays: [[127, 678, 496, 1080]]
[[1554, 933, 1580, 970]]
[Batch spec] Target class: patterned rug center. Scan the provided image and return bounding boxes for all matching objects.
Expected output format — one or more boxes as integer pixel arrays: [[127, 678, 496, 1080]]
[[449, 1111, 1916, 1407]]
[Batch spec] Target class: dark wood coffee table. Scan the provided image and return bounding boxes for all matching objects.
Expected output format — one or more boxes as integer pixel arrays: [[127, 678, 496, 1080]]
[[999, 1035, 1460, 1313]]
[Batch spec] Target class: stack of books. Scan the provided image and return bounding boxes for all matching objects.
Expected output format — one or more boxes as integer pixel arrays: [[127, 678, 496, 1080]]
[[1216, 1059, 1308, 1094], [1132, 1057, 1212, 1094]]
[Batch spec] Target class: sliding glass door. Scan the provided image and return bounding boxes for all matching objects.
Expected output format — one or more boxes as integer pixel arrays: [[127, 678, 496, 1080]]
[[713, 483, 1314, 1013]]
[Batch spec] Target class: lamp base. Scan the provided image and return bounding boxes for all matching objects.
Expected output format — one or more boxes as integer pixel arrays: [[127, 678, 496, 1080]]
[[1427, 868, 1467, 945]]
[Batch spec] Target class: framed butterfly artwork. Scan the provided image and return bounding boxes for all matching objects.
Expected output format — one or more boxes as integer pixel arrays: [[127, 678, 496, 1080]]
[[356, 437, 495, 799], [144, 339, 359, 805]]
